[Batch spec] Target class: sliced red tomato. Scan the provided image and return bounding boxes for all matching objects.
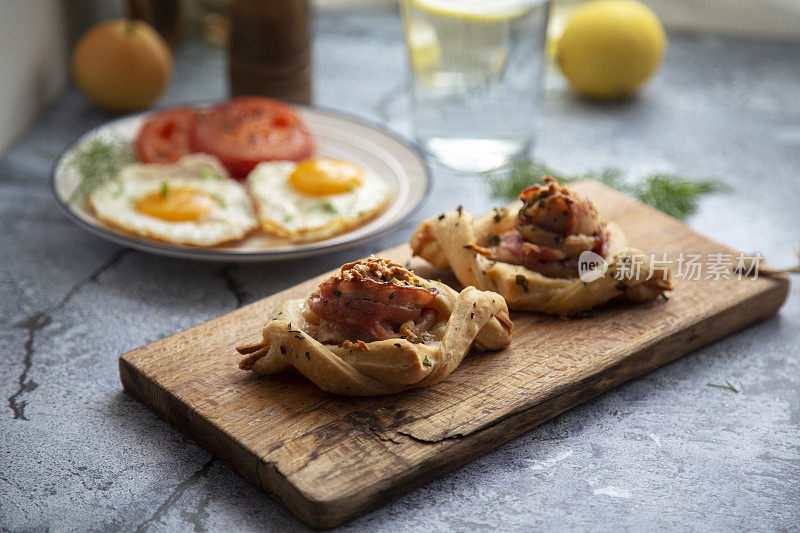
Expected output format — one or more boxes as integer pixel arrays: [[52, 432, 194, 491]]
[[135, 108, 198, 164], [190, 97, 314, 179]]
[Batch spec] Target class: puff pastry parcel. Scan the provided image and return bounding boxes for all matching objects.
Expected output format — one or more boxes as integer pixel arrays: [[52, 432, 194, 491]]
[[411, 177, 672, 315], [236, 256, 513, 396]]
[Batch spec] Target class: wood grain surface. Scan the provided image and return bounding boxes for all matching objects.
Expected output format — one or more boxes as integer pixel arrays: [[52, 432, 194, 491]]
[[119, 182, 789, 529]]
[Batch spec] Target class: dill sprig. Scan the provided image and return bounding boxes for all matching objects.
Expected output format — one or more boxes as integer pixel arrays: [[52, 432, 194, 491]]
[[488, 159, 726, 221], [707, 380, 739, 393], [631, 174, 725, 221], [66, 136, 134, 204]]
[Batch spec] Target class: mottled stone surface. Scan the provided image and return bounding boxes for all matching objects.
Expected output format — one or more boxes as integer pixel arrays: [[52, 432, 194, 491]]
[[1, 9, 799, 532]]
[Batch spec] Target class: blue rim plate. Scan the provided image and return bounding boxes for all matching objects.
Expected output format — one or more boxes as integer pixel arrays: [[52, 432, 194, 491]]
[[51, 104, 431, 262]]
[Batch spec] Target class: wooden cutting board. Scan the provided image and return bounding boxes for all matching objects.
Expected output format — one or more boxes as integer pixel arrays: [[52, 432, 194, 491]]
[[119, 182, 789, 529]]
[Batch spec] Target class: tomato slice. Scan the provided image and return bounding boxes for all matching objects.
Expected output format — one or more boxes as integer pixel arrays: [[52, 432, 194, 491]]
[[190, 97, 314, 179], [135, 108, 198, 164]]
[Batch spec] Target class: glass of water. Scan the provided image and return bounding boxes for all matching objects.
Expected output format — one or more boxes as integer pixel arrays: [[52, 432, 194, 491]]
[[400, 0, 550, 172]]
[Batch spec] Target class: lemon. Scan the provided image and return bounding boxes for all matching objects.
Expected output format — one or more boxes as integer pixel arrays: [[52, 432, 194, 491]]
[[407, 0, 533, 22], [556, 0, 666, 99]]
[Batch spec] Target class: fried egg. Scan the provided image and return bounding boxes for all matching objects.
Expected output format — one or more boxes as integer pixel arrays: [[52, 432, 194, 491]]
[[89, 154, 258, 246], [247, 158, 390, 242]]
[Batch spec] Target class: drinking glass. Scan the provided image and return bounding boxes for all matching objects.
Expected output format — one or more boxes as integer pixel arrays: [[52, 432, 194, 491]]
[[400, 0, 550, 172]]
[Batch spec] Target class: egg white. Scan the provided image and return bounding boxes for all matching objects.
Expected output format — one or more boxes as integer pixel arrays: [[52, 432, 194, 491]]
[[246, 160, 390, 242], [89, 154, 258, 246]]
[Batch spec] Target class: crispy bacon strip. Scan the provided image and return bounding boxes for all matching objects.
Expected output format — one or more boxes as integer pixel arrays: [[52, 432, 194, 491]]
[[483, 177, 609, 278], [517, 177, 602, 238], [307, 256, 438, 340]]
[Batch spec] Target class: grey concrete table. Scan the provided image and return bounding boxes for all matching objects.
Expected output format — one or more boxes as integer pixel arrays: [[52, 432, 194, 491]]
[[2, 9, 798, 532]]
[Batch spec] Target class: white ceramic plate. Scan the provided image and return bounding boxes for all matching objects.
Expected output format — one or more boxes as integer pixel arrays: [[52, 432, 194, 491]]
[[52, 105, 430, 262]]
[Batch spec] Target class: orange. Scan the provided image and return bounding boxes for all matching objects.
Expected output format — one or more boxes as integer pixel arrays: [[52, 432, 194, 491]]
[[72, 19, 172, 112]]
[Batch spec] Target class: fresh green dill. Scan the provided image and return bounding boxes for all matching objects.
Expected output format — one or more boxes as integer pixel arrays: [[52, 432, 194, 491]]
[[488, 159, 574, 199], [487, 158, 726, 221], [66, 136, 134, 204], [284, 214, 294, 222], [707, 380, 739, 393], [631, 174, 725, 221], [213, 194, 226, 208], [422, 356, 432, 367], [160, 182, 169, 198]]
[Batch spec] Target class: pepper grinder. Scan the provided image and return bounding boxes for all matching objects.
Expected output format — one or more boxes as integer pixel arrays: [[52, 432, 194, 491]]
[[229, 0, 312, 105]]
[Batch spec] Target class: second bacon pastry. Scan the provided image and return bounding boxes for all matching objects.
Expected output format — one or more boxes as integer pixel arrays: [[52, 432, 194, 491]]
[[236, 256, 513, 396], [411, 177, 672, 315]]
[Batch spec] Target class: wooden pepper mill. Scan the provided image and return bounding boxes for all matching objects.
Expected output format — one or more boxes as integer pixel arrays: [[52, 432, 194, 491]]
[[229, 0, 312, 105]]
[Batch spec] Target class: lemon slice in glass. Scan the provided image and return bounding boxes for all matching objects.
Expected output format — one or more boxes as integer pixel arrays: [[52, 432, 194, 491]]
[[407, 0, 535, 23], [406, 18, 441, 71]]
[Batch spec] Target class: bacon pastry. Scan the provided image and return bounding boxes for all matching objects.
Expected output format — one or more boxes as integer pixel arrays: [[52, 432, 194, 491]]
[[236, 256, 513, 396], [410, 177, 672, 315]]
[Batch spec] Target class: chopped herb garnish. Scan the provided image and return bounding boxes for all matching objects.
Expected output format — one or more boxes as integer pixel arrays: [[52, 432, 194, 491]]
[[515, 274, 530, 293], [304, 352, 310, 360], [332, 288, 342, 297], [488, 234, 502, 246], [199, 169, 220, 181], [394, 343, 402, 347], [309, 201, 339, 215], [213, 195, 226, 208], [160, 182, 169, 198], [389, 292, 396, 300], [492, 207, 508, 222], [284, 214, 294, 222], [437, 213, 445, 220], [456, 205, 463, 216], [422, 356, 432, 367]]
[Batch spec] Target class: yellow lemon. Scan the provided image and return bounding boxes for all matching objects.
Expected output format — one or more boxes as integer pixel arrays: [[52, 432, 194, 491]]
[[556, 0, 666, 99], [72, 19, 172, 112]]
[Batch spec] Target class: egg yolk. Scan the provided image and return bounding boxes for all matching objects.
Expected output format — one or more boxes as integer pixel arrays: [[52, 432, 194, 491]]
[[289, 158, 364, 196], [135, 187, 217, 222]]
